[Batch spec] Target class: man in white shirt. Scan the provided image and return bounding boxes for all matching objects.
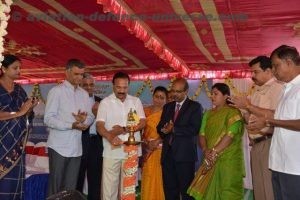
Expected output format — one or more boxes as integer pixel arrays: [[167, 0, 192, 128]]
[[44, 59, 94, 197], [96, 72, 146, 200], [248, 45, 300, 200]]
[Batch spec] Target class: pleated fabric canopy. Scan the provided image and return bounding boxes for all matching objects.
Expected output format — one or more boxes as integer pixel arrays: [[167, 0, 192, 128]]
[[4, 0, 300, 83]]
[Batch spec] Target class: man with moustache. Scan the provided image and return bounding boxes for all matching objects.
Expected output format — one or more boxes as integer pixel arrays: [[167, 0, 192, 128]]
[[44, 59, 94, 196], [76, 73, 103, 200], [248, 45, 300, 200], [96, 72, 146, 200], [157, 78, 203, 200], [229, 56, 284, 200]]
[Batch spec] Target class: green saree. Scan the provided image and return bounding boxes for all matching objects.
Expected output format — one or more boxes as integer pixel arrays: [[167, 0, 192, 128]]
[[188, 106, 245, 200]]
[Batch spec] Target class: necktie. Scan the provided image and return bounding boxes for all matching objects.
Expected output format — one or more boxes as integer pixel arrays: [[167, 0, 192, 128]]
[[173, 103, 181, 122], [169, 103, 180, 145]]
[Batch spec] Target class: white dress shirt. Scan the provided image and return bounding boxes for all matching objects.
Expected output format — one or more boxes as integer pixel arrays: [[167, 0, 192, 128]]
[[96, 93, 145, 159], [176, 96, 187, 110], [269, 74, 300, 175], [88, 96, 97, 135], [45, 80, 94, 157]]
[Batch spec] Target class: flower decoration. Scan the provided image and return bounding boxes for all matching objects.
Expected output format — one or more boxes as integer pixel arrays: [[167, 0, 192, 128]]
[[0, 0, 13, 63], [191, 75, 211, 100], [146, 77, 154, 94], [134, 75, 253, 100], [135, 80, 147, 97], [135, 77, 154, 97], [122, 145, 139, 200], [224, 76, 255, 96]]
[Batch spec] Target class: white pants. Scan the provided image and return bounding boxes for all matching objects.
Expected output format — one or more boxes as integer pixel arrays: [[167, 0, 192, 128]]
[[102, 158, 125, 200]]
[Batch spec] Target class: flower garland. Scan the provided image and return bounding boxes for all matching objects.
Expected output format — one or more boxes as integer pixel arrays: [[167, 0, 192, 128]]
[[0, 0, 13, 63], [135, 76, 255, 99], [224, 74, 255, 96], [122, 145, 139, 200], [146, 77, 154, 94], [135, 77, 154, 97], [135, 80, 147, 97], [191, 76, 211, 100]]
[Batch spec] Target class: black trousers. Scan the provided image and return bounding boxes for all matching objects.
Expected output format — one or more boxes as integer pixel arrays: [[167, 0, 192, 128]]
[[272, 170, 300, 200], [162, 148, 195, 200], [76, 133, 103, 200]]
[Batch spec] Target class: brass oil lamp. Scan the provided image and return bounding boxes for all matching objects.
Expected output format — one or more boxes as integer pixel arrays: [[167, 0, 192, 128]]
[[124, 108, 141, 145]]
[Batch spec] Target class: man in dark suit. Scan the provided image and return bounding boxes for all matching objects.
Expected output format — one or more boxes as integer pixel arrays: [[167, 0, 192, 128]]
[[157, 78, 203, 200], [76, 73, 103, 200]]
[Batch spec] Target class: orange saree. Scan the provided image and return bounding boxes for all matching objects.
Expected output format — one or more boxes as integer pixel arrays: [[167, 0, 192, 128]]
[[141, 107, 164, 200]]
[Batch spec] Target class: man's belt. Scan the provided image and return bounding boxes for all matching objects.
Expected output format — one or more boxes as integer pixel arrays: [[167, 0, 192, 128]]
[[252, 134, 272, 144]]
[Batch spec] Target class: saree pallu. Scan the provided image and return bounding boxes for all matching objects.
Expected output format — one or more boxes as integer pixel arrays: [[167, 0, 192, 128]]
[[188, 106, 245, 200], [0, 84, 28, 200], [141, 108, 164, 200]]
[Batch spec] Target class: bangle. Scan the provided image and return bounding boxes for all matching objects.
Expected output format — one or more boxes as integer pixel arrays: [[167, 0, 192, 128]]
[[10, 112, 19, 117], [212, 148, 219, 156]]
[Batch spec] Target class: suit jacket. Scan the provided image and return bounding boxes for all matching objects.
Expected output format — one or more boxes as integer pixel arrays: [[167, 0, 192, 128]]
[[157, 98, 203, 162], [82, 95, 103, 146], [94, 95, 102, 103]]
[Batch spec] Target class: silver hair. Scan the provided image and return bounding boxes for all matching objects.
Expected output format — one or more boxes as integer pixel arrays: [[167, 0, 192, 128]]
[[83, 73, 94, 80]]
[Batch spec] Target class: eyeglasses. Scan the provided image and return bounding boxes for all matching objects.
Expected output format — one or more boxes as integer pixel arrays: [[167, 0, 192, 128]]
[[170, 89, 185, 93], [82, 83, 95, 88]]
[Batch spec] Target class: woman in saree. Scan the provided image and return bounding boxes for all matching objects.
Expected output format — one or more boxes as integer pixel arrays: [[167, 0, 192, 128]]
[[188, 83, 244, 200], [0, 54, 37, 200], [141, 86, 168, 200]]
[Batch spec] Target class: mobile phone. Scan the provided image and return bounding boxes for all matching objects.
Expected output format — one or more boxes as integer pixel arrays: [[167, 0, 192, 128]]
[[31, 97, 36, 103], [226, 97, 232, 105]]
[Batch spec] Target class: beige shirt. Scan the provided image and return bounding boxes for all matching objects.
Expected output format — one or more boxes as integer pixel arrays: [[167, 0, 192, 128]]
[[248, 78, 284, 139]]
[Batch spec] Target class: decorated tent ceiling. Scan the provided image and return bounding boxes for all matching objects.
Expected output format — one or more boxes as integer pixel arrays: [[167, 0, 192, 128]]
[[4, 0, 300, 83]]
